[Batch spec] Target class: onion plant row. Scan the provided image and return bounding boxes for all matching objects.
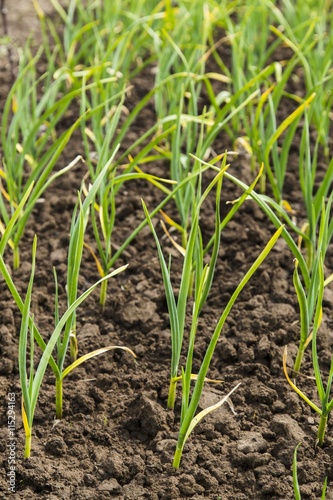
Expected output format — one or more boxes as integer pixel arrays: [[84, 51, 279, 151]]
[[0, 3, 332, 495]]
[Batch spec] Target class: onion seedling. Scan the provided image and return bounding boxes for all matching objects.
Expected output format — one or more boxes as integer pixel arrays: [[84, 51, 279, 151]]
[[13, 235, 131, 458], [45, 0, 166, 89], [172, 223, 283, 467], [50, 161, 135, 418], [223, 0, 274, 134], [153, 75, 274, 251], [251, 90, 315, 202], [217, 102, 333, 369], [154, 0, 215, 121], [152, 1, 214, 240], [292, 193, 333, 377], [207, 156, 333, 375], [0, 183, 34, 256], [298, 113, 333, 269], [152, 6, 276, 246], [0, 241, 131, 457], [284, 196, 333, 447], [242, 7, 333, 200], [293, 443, 328, 499], [144, 154, 270, 409], [77, 36, 258, 307], [143, 167, 227, 410], [143, 162, 283, 466]]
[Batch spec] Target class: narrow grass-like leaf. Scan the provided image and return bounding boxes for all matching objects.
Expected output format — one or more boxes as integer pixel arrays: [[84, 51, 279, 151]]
[[174, 382, 241, 467], [0, 182, 34, 255], [173, 224, 284, 467], [283, 347, 321, 415], [311, 257, 325, 402], [30, 264, 128, 423], [293, 260, 310, 374], [61, 346, 136, 380], [19, 235, 37, 457], [0, 252, 58, 374], [198, 173, 223, 313], [142, 199, 180, 408], [223, 171, 310, 288], [292, 443, 302, 500]]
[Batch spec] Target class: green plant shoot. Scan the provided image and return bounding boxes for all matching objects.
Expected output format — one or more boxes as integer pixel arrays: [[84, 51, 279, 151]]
[[173, 223, 284, 467], [284, 197, 333, 447]]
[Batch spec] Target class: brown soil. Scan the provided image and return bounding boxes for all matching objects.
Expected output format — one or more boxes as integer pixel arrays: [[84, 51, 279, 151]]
[[1, 3, 333, 499]]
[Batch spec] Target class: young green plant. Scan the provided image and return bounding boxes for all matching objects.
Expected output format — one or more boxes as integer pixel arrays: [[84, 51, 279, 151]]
[[51, 161, 136, 418], [172, 222, 283, 467], [143, 161, 284, 466], [144, 154, 271, 408], [292, 443, 328, 499], [292, 191, 333, 376], [41, 0, 167, 93], [79, 81, 178, 307], [142, 165, 227, 410], [284, 195, 333, 447], [0, 193, 132, 457], [13, 235, 132, 458]]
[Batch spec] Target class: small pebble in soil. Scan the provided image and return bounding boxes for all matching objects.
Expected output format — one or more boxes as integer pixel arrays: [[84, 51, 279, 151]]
[[272, 400, 286, 413], [97, 478, 122, 493], [50, 247, 67, 265], [271, 414, 306, 442], [237, 431, 268, 454], [257, 335, 271, 358]]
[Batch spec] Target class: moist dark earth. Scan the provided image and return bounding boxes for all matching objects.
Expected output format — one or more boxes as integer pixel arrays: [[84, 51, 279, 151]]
[[1, 3, 333, 499]]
